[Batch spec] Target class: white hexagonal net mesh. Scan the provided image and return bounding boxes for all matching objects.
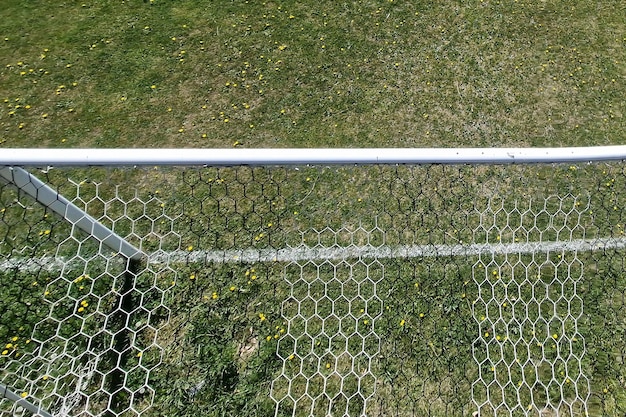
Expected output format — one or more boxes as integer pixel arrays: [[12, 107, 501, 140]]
[[1, 163, 626, 416]]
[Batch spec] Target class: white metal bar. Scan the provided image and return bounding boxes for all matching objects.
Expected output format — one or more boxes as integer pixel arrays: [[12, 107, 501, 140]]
[[0, 383, 55, 417], [1, 146, 626, 166], [0, 166, 145, 261]]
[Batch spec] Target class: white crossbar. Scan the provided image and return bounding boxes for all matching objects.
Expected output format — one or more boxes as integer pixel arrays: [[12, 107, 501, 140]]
[[1, 146, 626, 166]]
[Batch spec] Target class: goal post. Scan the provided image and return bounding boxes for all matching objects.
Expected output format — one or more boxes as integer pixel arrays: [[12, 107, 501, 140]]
[[2, 147, 626, 417]]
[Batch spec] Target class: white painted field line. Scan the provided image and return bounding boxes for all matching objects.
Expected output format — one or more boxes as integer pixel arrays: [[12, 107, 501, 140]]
[[3, 237, 624, 272], [0, 256, 66, 272], [149, 236, 626, 264]]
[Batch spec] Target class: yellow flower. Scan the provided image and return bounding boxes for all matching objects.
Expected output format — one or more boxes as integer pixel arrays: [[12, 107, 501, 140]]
[[399, 319, 405, 326], [21, 392, 28, 398]]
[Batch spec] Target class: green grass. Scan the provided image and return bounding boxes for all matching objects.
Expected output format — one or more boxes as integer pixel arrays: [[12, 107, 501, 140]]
[[1, 1, 626, 416], [0, 0, 624, 149]]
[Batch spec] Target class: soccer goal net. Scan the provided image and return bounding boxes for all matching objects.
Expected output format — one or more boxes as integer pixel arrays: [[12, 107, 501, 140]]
[[1, 147, 626, 417]]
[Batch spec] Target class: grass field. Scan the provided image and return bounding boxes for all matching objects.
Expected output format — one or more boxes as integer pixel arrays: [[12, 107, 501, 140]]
[[0, 0, 624, 149], [1, 1, 626, 417]]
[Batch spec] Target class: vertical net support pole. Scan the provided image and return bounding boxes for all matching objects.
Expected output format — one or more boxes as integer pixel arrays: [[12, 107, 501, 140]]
[[0, 166, 146, 416], [107, 257, 142, 416]]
